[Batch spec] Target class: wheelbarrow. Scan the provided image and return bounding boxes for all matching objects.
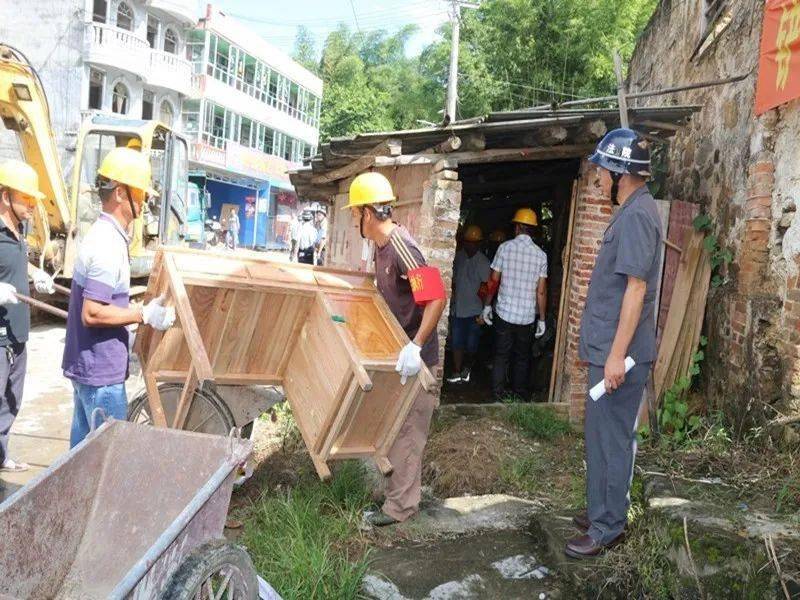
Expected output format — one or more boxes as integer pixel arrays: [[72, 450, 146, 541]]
[[0, 420, 258, 599]]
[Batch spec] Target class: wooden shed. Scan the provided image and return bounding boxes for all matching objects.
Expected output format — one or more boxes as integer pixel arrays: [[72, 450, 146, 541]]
[[290, 107, 698, 421]]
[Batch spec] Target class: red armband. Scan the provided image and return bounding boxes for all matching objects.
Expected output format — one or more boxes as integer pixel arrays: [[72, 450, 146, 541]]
[[408, 265, 446, 305], [478, 278, 499, 302]]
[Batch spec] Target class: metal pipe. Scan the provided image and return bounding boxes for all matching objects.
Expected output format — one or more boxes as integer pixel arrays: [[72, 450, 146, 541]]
[[14, 292, 67, 320], [109, 461, 237, 599], [53, 282, 71, 296], [527, 72, 751, 111]]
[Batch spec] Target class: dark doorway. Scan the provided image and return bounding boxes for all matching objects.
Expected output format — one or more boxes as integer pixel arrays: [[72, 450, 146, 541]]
[[441, 158, 581, 405]]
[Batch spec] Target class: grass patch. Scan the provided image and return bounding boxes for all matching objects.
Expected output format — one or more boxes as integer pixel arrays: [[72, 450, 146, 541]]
[[505, 404, 572, 440], [239, 460, 372, 600]]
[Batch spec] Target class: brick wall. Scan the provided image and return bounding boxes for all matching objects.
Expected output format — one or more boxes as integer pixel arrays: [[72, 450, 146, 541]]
[[560, 160, 612, 421]]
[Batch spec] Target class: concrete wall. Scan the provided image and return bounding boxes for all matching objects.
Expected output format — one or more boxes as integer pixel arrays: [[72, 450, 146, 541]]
[[628, 0, 800, 437]]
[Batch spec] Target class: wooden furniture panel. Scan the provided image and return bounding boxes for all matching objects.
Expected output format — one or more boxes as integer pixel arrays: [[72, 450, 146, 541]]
[[137, 247, 435, 479]]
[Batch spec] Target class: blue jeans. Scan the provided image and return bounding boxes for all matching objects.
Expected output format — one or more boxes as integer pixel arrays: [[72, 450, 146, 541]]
[[70, 381, 127, 448], [451, 316, 481, 354]]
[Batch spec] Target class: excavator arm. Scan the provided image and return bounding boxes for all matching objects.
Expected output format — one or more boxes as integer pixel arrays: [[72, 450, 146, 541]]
[[0, 44, 70, 264]]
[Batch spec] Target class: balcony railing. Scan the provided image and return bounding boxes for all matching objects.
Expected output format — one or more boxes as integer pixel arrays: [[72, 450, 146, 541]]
[[149, 49, 193, 95], [86, 22, 150, 79]]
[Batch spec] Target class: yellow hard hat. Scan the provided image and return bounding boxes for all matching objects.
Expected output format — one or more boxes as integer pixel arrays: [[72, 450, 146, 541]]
[[512, 208, 538, 227], [0, 159, 45, 201], [343, 172, 395, 209], [463, 225, 483, 242], [126, 137, 142, 150], [489, 229, 506, 243], [97, 147, 158, 197]]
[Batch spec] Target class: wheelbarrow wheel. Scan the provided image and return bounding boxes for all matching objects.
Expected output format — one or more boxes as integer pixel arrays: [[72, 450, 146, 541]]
[[128, 383, 236, 435], [162, 540, 259, 600]]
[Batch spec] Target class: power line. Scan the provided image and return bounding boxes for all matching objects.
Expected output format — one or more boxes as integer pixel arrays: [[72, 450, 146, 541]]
[[349, 0, 362, 33]]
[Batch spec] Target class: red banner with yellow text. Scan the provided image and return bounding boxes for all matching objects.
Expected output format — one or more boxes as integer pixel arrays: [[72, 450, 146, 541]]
[[756, 0, 800, 115]]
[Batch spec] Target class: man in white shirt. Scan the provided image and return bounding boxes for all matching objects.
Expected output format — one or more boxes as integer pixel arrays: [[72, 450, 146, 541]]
[[296, 209, 318, 264], [482, 208, 548, 401], [447, 225, 490, 384]]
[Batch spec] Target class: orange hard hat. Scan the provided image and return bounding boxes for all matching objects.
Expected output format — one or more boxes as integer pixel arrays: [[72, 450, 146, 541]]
[[463, 225, 483, 242], [512, 208, 538, 226], [489, 229, 506, 243]]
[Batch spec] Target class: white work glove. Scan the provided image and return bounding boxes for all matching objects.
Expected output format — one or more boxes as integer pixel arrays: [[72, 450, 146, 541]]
[[482, 305, 493, 326], [535, 320, 546, 339], [141, 294, 176, 331], [33, 270, 55, 295], [395, 341, 422, 385], [0, 283, 18, 305]]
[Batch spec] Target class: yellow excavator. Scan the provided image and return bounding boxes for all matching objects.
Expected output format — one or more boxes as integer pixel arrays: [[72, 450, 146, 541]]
[[0, 44, 187, 281]]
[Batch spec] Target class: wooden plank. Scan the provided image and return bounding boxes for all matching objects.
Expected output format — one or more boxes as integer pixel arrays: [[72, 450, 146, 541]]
[[375, 377, 424, 458], [657, 201, 699, 347], [328, 446, 378, 459], [319, 376, 360, 459], [317, 293, 374, 391], [548, 180, 578, 403], [172, 368, 197, 429], [152, 371, 282, 386], [374, 455, 393, 475], [653, 231, 705, 400], [144, 371, 167, 427], [162, 253, 213, 382], [373, 144, 597, 168], [312, 139, 401, 184]]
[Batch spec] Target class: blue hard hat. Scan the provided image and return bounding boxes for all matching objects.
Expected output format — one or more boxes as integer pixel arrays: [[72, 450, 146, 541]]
[[589, 128, 651, 177]]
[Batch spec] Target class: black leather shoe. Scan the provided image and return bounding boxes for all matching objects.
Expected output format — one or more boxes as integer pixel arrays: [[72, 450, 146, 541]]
[[572, 510, 590, 531], [564, 532, 625, 559]]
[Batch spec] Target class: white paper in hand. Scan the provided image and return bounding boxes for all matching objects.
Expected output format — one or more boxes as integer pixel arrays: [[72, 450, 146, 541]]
[[590, 356, 636, 401]]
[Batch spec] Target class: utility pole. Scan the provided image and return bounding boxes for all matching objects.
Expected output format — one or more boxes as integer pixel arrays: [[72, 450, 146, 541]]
[[444, 0, 479, 125], [613, 49, 629, 128]]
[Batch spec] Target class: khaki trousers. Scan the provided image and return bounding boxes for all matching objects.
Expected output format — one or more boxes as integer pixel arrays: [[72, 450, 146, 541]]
[[382, 389, 436, 522]]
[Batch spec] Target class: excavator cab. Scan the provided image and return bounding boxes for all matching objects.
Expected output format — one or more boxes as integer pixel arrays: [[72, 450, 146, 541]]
[[69, 115, 188, 279]]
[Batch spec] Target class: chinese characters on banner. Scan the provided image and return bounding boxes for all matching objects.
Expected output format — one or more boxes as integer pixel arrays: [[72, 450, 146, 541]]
[[756, 0, 800, 115]]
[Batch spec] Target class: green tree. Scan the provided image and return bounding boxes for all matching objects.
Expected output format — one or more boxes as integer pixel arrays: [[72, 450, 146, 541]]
[[291, 25, 319, 75], [304, 0, 658, 138]]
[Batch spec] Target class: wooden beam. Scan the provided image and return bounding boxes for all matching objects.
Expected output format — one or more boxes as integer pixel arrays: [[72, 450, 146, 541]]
[[163, 253, 214, 382], [172, 367, 197, 429], [312, 138, 402, 184], [434, 136, 462, 153], [153, 370, 283, 386], [635, 119, 683, 133], [374, 144, 595, 168]]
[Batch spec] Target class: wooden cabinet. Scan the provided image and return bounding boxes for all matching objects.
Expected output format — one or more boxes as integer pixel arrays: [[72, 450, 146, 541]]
[[136, 247, 434, 479]]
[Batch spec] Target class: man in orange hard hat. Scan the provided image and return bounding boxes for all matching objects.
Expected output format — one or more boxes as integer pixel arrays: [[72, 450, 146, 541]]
[[447, 225, 490, 384], [345, 171, 446, 527], [481, 208, 548, 401], [0, 160, 56, 474]]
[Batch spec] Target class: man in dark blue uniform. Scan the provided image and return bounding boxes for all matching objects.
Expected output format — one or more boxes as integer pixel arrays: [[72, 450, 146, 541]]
[[565, 129, 663, 558]]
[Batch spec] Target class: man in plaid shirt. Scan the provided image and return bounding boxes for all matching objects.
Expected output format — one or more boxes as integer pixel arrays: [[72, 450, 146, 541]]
[[481, 208, 548, 400]]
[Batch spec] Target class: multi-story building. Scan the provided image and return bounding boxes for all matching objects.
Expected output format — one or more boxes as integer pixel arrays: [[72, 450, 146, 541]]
[[0, 0, 196, 175], [183, 7, 322, 250], [0, 2, 322, 250]]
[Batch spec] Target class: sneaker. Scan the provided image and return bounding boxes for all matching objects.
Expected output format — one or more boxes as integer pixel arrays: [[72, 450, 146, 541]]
[[364, 509, 400, 527], [1, 458, 30, 473], [446, 373, 463, 384], [461, 368, 471, 383]]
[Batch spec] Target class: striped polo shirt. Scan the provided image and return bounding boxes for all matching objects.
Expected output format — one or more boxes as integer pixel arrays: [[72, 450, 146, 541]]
[[62, 213, 131, 386]]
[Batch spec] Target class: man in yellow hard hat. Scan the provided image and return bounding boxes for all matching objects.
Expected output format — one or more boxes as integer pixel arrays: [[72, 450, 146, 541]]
[[485, 228, 506, 262], [345, 171, 446, 527], [481, 208, 548, 401], [62, 147, 175, 447], [0, 159, 55, 473], [447, 225, 490, 384]]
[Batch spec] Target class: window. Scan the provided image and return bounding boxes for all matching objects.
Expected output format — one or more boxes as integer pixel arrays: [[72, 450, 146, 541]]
[[164, 28, 178, 54], [182, 99, 200, 134], [146, 16, 159, 48], [142, 90, 154, 119], [111, 81, 129, 114], [116, 2, 133, 31], [694, 0, 731, 59], [240, 117, 252, 147], [88, 69, 104, 110], [93, 0, 107, 23], [159, 100, 174, 126]]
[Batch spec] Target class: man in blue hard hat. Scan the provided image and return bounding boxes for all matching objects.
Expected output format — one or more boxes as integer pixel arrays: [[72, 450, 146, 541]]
[[565, 129, 663, 558]]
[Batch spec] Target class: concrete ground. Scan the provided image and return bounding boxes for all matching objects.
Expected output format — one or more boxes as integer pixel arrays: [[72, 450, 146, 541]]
[[0, 321, 73, 501]]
